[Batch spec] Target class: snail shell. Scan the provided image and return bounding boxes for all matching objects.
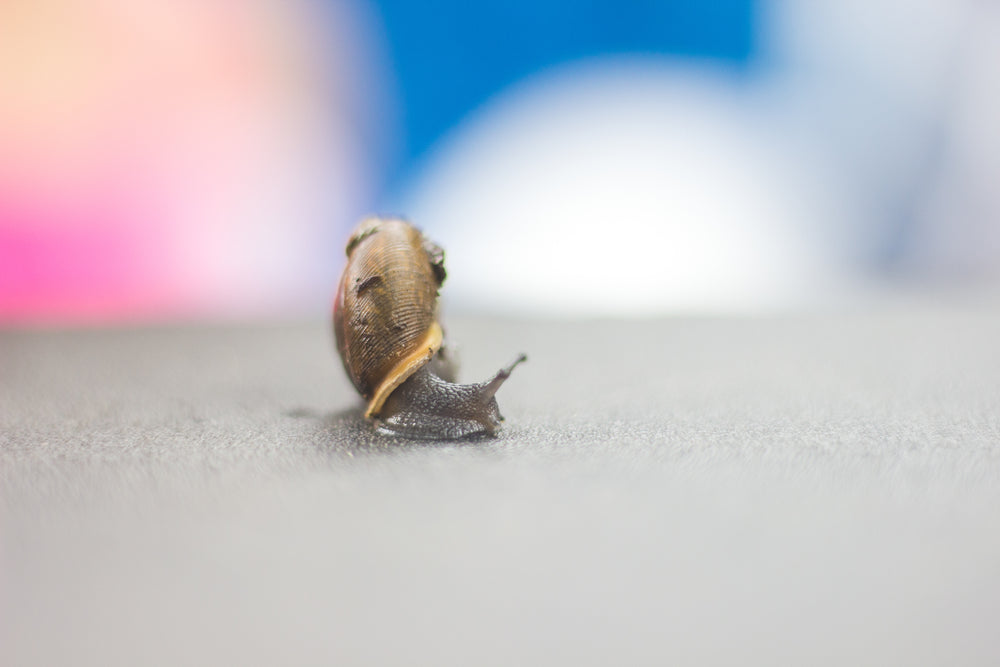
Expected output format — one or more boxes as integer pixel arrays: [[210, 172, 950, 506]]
[[333, 217, 446, 417], [333, 217, 524, 439]]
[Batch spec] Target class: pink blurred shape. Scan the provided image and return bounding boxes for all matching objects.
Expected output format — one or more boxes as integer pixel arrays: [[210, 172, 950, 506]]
[[0, 187, 178, 323], [0, 0, 383, 325]]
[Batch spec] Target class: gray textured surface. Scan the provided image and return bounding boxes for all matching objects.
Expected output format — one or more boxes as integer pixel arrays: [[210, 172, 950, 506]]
[[2, 308, 1000, 666]]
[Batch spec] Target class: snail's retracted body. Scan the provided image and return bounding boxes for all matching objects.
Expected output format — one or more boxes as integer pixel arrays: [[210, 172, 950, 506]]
[[333, 217, 524, 439]]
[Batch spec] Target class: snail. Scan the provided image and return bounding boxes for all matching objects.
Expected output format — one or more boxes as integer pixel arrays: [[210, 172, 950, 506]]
[[333, 217, 526, 439]]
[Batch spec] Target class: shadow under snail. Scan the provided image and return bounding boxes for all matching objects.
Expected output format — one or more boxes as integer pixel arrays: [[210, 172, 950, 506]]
[[333, 217, 526, 439]]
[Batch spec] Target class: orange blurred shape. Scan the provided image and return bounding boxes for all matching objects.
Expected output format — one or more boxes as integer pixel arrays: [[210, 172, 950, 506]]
[[0, 0, 370, 323]]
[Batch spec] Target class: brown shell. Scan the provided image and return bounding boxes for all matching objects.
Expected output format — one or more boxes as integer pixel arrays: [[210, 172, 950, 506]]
[[333, 217, 446, 416]]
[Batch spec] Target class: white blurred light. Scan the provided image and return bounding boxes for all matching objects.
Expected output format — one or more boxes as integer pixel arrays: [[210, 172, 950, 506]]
[[403, 61, 846, 316], [400, 0, 1000, 317], [764, 0, 1000, 281]]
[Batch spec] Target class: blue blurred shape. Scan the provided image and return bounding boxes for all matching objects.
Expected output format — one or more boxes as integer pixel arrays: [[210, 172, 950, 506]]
[[371, 0, 756, 182]]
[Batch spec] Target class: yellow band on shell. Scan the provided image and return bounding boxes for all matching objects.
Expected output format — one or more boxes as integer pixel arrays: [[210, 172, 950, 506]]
[[365, 321, 443, 419]]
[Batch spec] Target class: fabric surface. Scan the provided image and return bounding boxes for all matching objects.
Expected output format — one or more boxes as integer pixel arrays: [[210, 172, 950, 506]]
[[2, 308, 999, 665]]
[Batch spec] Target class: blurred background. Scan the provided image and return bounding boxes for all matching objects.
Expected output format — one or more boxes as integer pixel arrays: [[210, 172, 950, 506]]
[[1, 0, 998, 323]]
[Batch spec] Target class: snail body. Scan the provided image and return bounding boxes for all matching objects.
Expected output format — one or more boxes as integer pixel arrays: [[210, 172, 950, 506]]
[[333, 217, 524, 439]]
